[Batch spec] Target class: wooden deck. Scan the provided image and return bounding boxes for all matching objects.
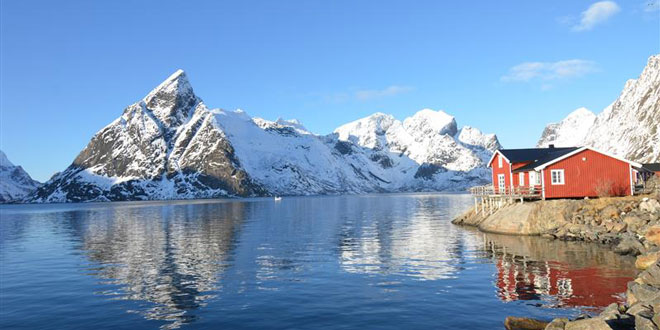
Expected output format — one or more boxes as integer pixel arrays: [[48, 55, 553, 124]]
[[469, 185, 543, 216]]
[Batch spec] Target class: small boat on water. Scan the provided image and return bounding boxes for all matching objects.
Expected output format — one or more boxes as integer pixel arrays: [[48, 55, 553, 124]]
[[274, 196, 282, 201]]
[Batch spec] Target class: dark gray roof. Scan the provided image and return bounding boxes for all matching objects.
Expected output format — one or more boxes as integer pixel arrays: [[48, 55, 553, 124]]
[[496, 147, 579, 173], [643, 163, 660, 172], [499, 147, 578, 164]]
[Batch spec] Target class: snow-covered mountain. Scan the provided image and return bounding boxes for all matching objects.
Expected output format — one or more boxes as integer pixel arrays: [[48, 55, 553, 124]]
[[27, 70, 499, 203], [536, 107, 596, 148], [0, 150, 40, 202], [536, 54, 660, 163]]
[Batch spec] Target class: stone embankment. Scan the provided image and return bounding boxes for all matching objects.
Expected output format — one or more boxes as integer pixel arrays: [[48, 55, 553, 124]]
[[452, 192, 660, 330]]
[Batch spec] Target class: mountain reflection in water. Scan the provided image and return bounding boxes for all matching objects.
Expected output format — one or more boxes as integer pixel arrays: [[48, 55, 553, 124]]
[[78, 202, 245, 329], [0, 194, 639, 330]]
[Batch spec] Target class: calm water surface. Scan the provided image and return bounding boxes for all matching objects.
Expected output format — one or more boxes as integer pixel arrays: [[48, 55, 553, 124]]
[[0, 193, 637, 329]]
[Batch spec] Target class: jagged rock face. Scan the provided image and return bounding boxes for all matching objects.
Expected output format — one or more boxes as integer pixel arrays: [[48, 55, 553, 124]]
[[334, 109, 501, 173], [584, 55, 660, 163], [536, 107, 596, 148], [0, 150, 40, 202], [28, 71, 501, 203], [29, 71, 263, 203], [537, 55, 660, 163]]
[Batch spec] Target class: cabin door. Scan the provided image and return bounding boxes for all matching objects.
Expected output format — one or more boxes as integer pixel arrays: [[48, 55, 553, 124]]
[[498, 174, 505, 194]]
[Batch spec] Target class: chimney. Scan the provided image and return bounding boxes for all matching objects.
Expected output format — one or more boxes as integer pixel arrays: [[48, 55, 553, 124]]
[[549, 144, 555, 149]]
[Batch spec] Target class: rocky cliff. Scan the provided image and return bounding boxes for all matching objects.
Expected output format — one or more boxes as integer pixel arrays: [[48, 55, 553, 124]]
[[537, 54, 660, 163]]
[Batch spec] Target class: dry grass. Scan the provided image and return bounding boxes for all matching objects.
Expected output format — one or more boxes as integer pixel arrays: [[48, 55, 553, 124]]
[[594, 179, 628, 197]]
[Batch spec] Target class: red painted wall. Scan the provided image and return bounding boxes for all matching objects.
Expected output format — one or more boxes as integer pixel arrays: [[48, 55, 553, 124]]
[[512, 171, 543, 188], [490, 153, 512, 193], [543, 149, 632, 199]]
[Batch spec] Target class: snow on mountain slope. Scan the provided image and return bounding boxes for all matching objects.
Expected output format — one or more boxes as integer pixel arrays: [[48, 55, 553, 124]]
[[28, 70, 501, 203], [536, 107, 596, 148], [333, 109, 501, 190], [536, 54, 660, 163], [29, 71, 263, 203], [584, 55, 660, 163], [0, 150, 40, 202]]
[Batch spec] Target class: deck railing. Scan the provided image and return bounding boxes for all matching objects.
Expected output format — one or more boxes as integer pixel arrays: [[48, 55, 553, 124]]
[[469, 185, 543, 199]]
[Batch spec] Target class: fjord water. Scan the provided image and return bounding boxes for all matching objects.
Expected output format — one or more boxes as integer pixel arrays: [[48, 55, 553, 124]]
[[0, 194, 636, 329]]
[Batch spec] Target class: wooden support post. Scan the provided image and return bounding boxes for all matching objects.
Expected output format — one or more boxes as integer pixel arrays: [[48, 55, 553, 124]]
[[474, 197, 478, 215]]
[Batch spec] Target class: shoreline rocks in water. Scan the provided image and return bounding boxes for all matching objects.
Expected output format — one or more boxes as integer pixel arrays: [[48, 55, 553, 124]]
[[453, 193, 660, 330]]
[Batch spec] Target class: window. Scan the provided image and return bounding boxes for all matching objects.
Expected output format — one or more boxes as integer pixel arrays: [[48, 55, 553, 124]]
[[551, 169, 565, 185], [498, 174, 505, 192], [498, 155, 503, 168], [519, 172, 525, 186]]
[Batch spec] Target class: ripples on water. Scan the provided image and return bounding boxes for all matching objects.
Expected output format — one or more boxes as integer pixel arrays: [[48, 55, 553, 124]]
[[0, 194, 637, 329]]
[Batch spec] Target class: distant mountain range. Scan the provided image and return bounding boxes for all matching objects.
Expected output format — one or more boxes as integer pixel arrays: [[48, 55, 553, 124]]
[[22, 70, 499, 203], [537, 55, 660, 163], [2, 54, 658, 203], [0, 150, 40, 202]]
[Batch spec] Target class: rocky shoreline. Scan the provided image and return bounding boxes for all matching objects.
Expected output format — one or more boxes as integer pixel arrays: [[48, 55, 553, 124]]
[[452, 192, 660, 330]]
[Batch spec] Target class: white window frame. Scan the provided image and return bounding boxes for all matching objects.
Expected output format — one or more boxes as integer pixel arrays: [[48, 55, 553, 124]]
[[498, 155, 503, 168], [498, 174, 505, 192], [519, 172, 524, 186], [550, 169, 565, 185]]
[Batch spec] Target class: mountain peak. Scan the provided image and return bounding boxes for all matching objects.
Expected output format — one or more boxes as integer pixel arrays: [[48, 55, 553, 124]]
[[142, 69, 199, 128], [404, 108, 457, 136], [144, 69, 192, 102], [0, 149, 12, 167], [566, 107, 595, 119]]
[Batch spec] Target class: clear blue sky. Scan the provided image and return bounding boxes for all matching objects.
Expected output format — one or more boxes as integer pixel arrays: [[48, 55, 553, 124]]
[[1, 0, 658, 182]]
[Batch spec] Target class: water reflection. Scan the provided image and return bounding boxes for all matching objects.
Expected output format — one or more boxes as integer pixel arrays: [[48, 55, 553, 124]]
[[77, 202, 245, 329], [0, 195, 639, 330], [476, 232, 637, 310], [339, 195, 466, 280]]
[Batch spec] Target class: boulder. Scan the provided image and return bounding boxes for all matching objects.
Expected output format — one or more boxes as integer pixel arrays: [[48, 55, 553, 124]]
[[624, 214, 647, 233], [646, 226, 660, 246], [503, 316, 548, 330], [641, 199, 660, 214], [635, 313, 658, 330], [610, 222, 627, 234], [638, 262, 660, 287], [627, 302, 653, 317], [604, 220, 615, 232], [601, 205, 620, 219], [544, 318, 568, 330], [627, 282, 660, 306], [599, 303, 622, 321], [615, 234, 644, 255], [564, 317, 612, 330], [637, 252, 660, 270]]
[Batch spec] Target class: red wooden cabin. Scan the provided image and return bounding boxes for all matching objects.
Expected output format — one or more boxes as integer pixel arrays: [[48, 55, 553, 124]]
[[487, 145, 642, 199]]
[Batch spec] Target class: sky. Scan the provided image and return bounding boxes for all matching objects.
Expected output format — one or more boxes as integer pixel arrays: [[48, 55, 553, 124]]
[[1, 0, 659, 182]]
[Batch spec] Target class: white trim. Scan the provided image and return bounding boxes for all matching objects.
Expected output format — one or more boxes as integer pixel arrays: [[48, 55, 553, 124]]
[[630, 164, 634, 196], [541, 169, 546, 200], [487, 150, 510, 168], [550, 169, 565, 185], [533, 146, 642, 171], [498, 155, 503, 168], [519, 172, 524, 186], [509, 165, 513, 193]]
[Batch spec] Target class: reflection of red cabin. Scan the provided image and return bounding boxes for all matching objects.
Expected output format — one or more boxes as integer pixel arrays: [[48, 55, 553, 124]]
[[487, 146, 641, 199], [495, 257, 632, 309]]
